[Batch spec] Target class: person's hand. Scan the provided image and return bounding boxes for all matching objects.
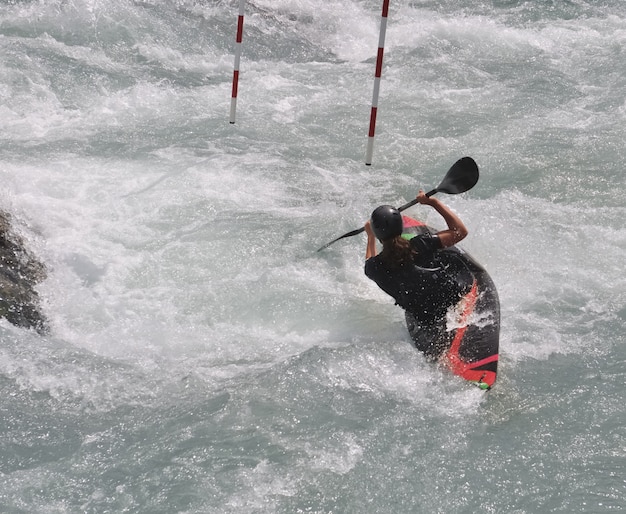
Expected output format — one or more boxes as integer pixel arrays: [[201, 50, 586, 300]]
[[415, 189, 434, 205], [364, 220, 374, 236]]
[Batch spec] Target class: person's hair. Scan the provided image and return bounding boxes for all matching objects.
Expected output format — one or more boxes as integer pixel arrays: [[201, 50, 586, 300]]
[[379, 236, 416, 268]]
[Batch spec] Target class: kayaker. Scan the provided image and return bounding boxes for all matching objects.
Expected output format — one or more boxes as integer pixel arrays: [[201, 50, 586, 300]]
[[364, 191, 473, 359]]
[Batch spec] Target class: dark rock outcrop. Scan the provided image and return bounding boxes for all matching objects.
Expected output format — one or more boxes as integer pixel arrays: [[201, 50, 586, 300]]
[[0, 211, 48, 334]]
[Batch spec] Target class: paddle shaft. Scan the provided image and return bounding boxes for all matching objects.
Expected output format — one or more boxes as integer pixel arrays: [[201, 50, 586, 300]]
[[316, 187, 438, 250], [396, 187, 437, 212]]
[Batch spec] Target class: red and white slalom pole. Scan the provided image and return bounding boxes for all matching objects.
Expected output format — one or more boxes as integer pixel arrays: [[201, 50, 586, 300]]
[[229, 0, 246, 124], [365, 0, 390, 165]]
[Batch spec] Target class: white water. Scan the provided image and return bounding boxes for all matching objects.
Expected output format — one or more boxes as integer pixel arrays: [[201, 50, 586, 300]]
[[1, 1, 625, 512]]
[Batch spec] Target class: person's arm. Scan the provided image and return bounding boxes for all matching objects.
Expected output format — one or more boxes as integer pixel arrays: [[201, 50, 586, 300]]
[[364, 221, 378, 260], [415, 190, 468, 248]]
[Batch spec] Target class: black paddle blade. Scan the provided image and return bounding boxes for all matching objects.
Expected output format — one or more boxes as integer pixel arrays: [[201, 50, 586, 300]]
[[434, 156, 479, 195], [396, 157, 479, 211], [316, 227, 365, 252]]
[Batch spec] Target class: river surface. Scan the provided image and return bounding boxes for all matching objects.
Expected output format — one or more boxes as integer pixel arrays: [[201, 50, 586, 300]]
[[1, 1, 625, 512]]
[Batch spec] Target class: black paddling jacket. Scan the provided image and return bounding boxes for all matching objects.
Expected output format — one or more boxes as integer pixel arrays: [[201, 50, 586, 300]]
[[364, 233, 471, 322]]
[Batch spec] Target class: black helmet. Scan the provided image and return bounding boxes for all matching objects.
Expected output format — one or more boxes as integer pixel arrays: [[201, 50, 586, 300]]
[[370, 205, 403, 241]]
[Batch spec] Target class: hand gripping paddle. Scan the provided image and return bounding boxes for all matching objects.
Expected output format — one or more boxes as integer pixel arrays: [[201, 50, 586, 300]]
[[316, 157, 479, 252]]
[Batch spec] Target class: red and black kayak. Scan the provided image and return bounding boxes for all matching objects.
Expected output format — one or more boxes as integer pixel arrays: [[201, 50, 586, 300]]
[[401, 216, 500, 390]]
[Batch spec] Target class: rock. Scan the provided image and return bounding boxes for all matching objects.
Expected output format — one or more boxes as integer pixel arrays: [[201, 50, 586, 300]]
[[0, 210, 48, 334]]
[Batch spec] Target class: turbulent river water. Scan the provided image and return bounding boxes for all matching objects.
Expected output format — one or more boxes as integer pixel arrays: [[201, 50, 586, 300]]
[[1, 1, 625, 512]]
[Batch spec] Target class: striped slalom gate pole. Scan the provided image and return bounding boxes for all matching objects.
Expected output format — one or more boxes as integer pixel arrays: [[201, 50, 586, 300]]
[[229, 0, 246, 124], [365, 0, 390, 165]]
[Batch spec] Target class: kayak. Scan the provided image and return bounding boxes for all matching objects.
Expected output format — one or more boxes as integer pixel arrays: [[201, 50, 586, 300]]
[[401, 216, 500, 390]]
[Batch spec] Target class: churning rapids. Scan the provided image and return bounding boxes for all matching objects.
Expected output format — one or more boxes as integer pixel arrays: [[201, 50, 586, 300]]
[[1, 1, 625, 512]]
